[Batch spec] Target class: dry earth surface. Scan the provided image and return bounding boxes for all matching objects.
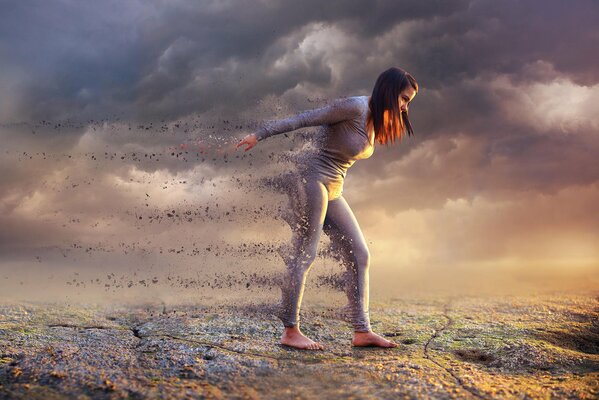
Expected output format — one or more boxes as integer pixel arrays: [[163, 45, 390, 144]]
[[1, 290, 598, 399]]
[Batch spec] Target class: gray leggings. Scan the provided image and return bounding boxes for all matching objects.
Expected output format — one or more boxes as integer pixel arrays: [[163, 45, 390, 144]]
[[278, 177, 371, 332]]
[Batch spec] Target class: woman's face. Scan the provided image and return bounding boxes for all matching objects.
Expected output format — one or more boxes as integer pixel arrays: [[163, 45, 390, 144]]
[[398, 85, 417, 112]]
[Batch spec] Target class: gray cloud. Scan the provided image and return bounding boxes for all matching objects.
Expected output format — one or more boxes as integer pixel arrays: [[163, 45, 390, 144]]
[[5, 0, 596, 122]]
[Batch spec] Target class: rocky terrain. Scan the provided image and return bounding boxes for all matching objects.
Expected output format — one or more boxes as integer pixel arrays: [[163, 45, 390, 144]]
[[1, 291, 598, 399]]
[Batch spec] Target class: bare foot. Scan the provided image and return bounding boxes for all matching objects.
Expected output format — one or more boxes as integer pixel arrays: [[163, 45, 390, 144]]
[[280, 326, 324, 350], [352, 331, 398, 348]]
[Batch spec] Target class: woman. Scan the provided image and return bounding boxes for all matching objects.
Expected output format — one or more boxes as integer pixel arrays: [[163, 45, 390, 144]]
[[236, 67, 418, 350]]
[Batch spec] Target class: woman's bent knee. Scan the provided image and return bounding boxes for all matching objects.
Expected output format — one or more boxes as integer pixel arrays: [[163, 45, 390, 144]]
[[288, 249, 318, 274]]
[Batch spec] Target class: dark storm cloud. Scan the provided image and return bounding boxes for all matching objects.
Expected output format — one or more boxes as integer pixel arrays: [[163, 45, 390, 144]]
[[391, 1, 599, 87], [1, 0, 596, 122], [0, 1, 143, 121]]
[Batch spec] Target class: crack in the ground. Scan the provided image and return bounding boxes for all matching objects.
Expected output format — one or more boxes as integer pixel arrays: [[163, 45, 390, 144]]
[[130, 327, 142, 340], [47, 323, 113, 330], [423, 301, 488, 400], [48, 323, 145, 351], [48, 323, 143, 341]]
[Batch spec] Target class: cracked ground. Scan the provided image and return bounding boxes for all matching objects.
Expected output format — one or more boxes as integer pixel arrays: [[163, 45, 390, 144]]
[[1, 291, 598, 399]]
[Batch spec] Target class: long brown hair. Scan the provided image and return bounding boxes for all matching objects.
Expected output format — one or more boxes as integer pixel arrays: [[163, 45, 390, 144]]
[[366, 67, 418, 145]]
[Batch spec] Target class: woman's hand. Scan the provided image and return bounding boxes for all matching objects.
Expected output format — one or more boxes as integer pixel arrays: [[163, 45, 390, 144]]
[[236, 133, 258, 152]]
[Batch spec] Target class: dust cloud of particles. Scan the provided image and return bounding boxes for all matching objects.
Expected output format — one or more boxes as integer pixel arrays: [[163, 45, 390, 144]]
[[2, 104, 598, 306], [0, 100, 370, 306]]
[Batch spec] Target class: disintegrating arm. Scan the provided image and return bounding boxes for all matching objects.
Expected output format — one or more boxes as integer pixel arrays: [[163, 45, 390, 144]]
[[254, 97, 363, 142]]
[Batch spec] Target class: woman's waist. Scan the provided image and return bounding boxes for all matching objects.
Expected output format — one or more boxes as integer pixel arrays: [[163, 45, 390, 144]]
[[300, 151, 352, 177]]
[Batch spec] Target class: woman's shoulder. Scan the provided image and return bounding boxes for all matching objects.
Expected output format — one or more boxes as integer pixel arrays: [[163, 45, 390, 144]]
[[328, 95, 369, 117], [333, 95, 368, 105]]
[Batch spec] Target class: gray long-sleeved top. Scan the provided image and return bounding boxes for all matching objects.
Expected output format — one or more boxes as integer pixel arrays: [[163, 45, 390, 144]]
[[255, 96, 374, 200]]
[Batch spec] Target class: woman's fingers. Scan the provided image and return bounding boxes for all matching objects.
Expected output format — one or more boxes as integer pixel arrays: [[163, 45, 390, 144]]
[[236, 139, 251, 151], [236, 141, 252, 151], [236, 135, 257, 151]]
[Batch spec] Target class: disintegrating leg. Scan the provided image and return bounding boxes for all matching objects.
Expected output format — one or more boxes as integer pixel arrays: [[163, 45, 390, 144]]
[[276, 178, 328, 350], [278, 178, 328, 328]]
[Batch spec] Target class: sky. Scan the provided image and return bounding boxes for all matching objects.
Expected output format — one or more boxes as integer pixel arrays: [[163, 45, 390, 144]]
[[1, 0, 598, 302]]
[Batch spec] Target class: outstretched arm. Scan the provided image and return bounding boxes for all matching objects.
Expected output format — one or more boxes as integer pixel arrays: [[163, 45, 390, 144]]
[[254, 96, 363, 142]]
